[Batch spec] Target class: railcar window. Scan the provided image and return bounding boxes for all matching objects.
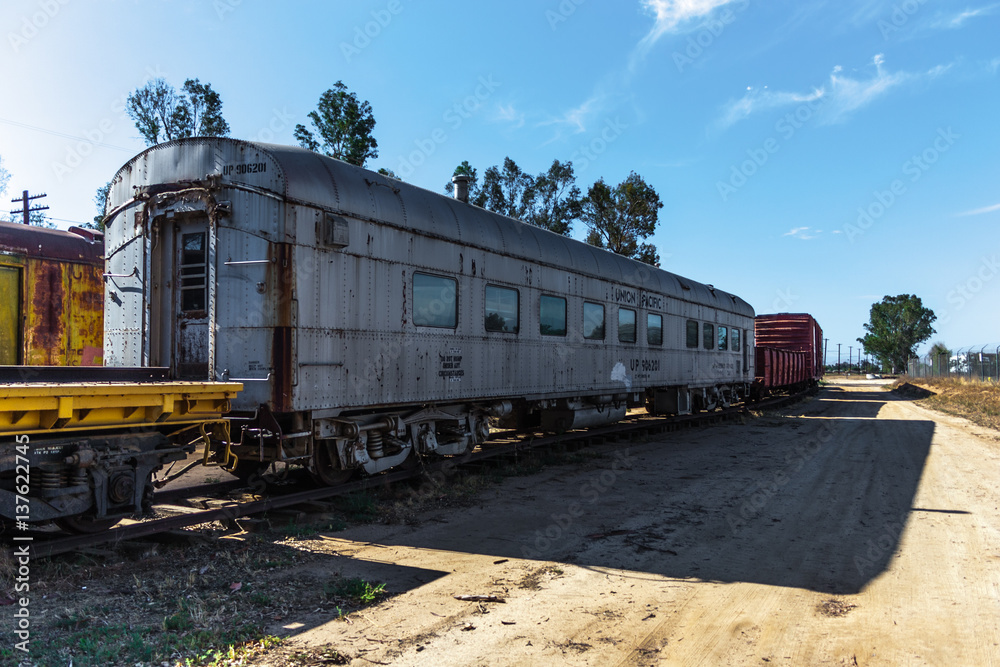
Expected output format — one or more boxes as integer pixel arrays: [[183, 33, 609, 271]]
[[485, 285, 519, 333], [647, 314, 663, 345], [583, 302, 605, 339], [180, 232, 207, 312], [718, 326, 728, 351], [413, 272, 458, 328], [619, 308, 636, 343], [732, 328, 741, 351], [686, 320, 699, 348], [703, 323, 714, 350], [540, 295, 567, 336]]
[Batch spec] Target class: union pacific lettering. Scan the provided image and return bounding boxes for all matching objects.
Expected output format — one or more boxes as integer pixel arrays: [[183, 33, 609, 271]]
[[640, 293, 663, 310], [610, 287, 663, 311], [612, 287, 637, 305]]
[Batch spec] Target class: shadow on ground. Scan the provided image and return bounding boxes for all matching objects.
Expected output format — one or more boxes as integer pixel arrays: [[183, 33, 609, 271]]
[[332, 385, 935, 597]]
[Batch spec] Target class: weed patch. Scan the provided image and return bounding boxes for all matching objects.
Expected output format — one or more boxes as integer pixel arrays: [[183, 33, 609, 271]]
[[896, 377, 1000, 432]]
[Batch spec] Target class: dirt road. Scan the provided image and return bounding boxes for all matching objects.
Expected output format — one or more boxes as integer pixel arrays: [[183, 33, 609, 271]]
[[271, 379, 1000, 666]]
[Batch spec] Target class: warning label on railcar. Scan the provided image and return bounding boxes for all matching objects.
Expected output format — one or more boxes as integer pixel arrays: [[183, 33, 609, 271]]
[[439, 353, 464, 381]]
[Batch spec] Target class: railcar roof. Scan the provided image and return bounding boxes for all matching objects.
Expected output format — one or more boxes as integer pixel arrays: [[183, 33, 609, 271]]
[[0, 220, 103, 265], [111, 138, 754, 317]]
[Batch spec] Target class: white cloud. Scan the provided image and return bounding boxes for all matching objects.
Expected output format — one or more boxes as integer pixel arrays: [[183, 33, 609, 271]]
[[632, 0, 746, 66], [717, 87, 824, 129], [560, 94, 603, 133], [716, 54, 947, 129], [783, 226, 821, 240], [932, 4, 1000, 29], [493, 103, 526, 129], [537, 92, 605, 142], [956, 202, 1000, 217]]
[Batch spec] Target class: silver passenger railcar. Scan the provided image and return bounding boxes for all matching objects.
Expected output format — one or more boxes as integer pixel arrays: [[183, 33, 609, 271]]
[[103, 138, 754, 482]]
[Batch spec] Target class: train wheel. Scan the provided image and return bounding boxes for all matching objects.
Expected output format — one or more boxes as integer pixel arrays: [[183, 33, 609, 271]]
[[311, 441, 354, 486], [55, 514, 120, 534], [231, 460, 270, 492]]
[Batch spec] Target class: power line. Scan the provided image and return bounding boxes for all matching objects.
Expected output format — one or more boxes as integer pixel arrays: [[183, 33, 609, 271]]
[[0, 116, 137, 153], [47, 216, 92, 226]]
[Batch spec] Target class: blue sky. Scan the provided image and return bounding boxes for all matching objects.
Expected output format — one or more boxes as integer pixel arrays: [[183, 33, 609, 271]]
[[1, 0, 998, 363]]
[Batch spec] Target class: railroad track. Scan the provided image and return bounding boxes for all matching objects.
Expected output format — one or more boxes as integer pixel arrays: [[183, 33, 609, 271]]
[[21, 389, 812, 559]]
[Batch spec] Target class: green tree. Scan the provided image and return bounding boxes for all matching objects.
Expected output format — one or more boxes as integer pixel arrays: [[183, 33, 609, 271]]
[[526, 159, 581, 236], [450, 157, 580, 236], [928, 341, 950, 358], [581, 171, 663, 266], [444, 161, 482, 203], [181, 78, 229, 138], [0, 154, 9, 201], [84, 182, 111, 231], [377, 167, 401, 180], [857, 295, 937, 373], [479, 157, 534, 220], [126, 78, 230, 146], [28, 211, 55, 229], [295, 81, 378, 167], [927, 341, 952, 375]]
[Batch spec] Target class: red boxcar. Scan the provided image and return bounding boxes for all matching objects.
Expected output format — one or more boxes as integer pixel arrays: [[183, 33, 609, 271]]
[[754, 313, 824, 389]]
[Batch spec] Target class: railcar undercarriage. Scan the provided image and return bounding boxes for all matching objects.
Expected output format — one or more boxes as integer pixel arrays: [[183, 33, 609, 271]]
[[219, 383, 750, 486]]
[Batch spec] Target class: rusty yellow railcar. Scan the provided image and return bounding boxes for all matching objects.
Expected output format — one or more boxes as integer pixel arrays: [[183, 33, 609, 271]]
[[0, 221, 104, 366]]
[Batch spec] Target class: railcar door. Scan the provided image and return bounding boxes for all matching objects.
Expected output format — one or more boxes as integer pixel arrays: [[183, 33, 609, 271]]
[[744, 328, 752, 378], [0, 265, 21, 364], [174, 220, 212, 379]]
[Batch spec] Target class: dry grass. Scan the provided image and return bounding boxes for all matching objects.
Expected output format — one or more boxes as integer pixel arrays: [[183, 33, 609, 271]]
[[0, 532, 390, 667], [816, 598, 857, 617], [895, 377, 1000, 432]]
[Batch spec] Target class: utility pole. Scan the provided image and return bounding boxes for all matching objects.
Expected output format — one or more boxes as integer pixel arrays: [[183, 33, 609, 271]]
[[849, 346, 853, 374], [10, 190, 48, 225], [824, 338, 829, 371], [837, 343, 841, 374]]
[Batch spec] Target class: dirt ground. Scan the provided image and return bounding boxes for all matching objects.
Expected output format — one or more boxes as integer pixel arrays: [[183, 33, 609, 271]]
[[257, 378, 1000, 666]]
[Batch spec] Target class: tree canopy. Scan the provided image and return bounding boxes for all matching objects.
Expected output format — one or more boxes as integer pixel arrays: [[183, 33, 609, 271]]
[[444, 160, 481, 203], [0, 155, 9, 200], [526, 159, 582, 236], [126, 78, 230, 146], [580, 171, 663, 266], [445, 158, 582, 236], [479, 157, 535, 221], [857, 294, 937, 373], [85, 182, 112, 231], [295, 81, 378, 167], [928, 341, 951, 358]]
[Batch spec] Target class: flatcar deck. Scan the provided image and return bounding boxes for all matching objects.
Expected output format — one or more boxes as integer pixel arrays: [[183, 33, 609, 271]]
[[0, 370, 242, 434]]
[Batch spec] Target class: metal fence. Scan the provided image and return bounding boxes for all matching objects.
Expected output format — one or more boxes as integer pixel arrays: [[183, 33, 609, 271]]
[[907, 344, 1000, 382]]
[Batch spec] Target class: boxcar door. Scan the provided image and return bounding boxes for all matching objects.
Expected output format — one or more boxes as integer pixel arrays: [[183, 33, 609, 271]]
[[174, 220, 212, 379], [0, 265, 21, 364]]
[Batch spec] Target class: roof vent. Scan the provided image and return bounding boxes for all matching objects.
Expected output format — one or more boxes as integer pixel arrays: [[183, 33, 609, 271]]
[[452, 174, 470, 203]]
